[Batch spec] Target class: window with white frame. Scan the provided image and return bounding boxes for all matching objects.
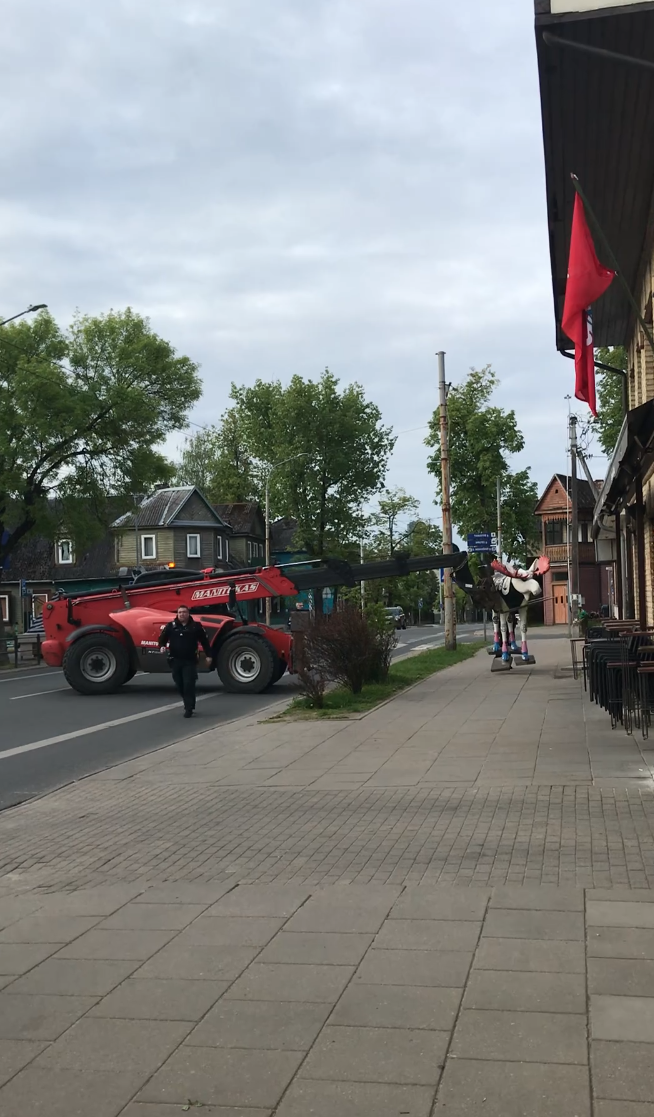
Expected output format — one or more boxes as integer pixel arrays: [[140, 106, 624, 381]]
[[187, 533, 201, 558], [0, 595, 8, 623], [56, 540, 74, 565], [225, 537, 229, 562], [216, 536, 223, 561], [259, 543, 264, 557], [141, 534, 156, 559]]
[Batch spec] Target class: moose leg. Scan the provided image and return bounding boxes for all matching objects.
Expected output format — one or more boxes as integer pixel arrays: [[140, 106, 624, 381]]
[[519, 603, 532, 662], [509, 613, 520, 654], [500, 612, 511, 662], [493, 611, 501, 653]]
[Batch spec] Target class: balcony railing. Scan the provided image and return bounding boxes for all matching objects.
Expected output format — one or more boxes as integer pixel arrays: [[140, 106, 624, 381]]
[[545, 543, 596, 564]]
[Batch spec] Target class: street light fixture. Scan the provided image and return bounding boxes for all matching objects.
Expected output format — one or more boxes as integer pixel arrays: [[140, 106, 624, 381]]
[[0, 304, 48, 327], [265, 452, 312, 626]]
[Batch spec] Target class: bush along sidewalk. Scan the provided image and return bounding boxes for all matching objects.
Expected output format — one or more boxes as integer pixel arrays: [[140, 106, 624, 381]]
[[276, 641, 486, 720]]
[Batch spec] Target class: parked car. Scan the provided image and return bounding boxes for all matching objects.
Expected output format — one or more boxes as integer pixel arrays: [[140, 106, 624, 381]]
[[385, 606, 407, 630]]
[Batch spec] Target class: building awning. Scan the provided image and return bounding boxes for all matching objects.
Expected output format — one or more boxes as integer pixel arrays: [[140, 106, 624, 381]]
[[535, 1, 654, 349], [593, 398, 654, 532]]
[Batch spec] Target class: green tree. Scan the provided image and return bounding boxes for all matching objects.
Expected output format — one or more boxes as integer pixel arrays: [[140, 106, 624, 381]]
[[0, 308, 201, 661], [365, 496, 444, 616], [592, 345, 626, 456], [425, 365, 539, 564], [369, 487, 420, 555], [229, 369, 395, 560], [174, 411, 259, 503]]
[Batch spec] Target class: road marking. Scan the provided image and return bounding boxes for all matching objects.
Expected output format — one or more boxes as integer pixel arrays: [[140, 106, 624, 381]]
[[0, 691, 222, 761], [0, 670, 63, 686], [11, 688, 68, 700]]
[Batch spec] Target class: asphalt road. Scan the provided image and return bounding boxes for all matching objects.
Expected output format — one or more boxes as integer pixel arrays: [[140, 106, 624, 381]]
[[0, 622, 484, 811]]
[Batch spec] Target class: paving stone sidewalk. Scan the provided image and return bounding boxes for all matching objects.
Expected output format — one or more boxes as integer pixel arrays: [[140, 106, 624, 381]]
[[0, 635, 653, 1113], [0, 880, 651, 1115], [1, 636, 654, 891]]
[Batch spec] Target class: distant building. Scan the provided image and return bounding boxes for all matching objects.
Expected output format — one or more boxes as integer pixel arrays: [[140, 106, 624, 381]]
[[112, 487, 232, 572], [213, 503, 265, 566], [535, 474, 614, 624]]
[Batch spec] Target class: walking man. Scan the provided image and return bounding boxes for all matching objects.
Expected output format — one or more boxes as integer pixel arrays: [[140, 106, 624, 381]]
[[158, 605, 213, 718]]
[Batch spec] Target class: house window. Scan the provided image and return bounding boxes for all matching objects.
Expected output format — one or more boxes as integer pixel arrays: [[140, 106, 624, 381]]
[[0, 595, 8, 623], [56, 540, 74, 565], [225, 537, 229, 561], [216, 536, 223, 561], [580, 522, 589, 543], [259, 543, 264, 558], [187, 534, 201, 558], [141, 534, 156, 559], [545, 520, 565, 546]]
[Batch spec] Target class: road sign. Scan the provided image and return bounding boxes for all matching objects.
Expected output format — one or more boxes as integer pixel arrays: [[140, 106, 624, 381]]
[[467, 533, 497, 553], [418, 598, 423, 608], [20, 579, 28, 598]]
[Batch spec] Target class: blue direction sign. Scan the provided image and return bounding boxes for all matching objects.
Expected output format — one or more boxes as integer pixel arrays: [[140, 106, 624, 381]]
[[467, 532, 494, 552]]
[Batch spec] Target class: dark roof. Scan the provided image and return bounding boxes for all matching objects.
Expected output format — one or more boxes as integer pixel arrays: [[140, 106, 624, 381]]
[[213, 502, 263, 535], [554, 473, 597, 509], [5, 532, 116, 582], [270, 517, 299, 552], [534, 2, 654, 349], [112, 487, 225, 530]]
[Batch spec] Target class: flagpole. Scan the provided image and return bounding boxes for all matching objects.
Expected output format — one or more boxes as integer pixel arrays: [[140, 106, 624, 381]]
[[570, 174, 654, 360]]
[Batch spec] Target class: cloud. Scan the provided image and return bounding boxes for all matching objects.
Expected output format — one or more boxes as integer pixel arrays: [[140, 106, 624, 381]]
[[0, 0, 584, 526]]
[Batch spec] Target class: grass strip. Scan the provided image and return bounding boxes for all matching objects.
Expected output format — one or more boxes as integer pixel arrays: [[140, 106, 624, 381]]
[[274, 641, 486, 720]]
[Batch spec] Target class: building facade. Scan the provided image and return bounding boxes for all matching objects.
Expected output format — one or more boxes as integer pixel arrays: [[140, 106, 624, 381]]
[[213, 503, 265, 566], [112, 487, 232, 573], [535, 0, 654, 626], [535, 474, 613, 623]]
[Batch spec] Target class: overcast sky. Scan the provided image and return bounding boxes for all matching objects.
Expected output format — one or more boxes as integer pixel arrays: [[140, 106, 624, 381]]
[[2, 0, 590, 533]]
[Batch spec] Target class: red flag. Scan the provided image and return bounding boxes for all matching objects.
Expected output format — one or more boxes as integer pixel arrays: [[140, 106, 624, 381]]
[[561, 193, 614, 416]]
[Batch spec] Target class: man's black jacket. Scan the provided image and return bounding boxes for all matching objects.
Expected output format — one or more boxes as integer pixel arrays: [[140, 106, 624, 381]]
[[158, 618, 212, 663]]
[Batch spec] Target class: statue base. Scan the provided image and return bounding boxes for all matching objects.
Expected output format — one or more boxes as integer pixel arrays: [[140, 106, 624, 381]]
[[491, 657, 513, 672]]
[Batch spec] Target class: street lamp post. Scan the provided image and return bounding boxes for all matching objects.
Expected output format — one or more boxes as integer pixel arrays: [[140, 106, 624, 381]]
[[264, 452, 311, 626], [0, 304, 47, 327]]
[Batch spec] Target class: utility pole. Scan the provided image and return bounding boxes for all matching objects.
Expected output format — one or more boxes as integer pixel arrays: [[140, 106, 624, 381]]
[[496, 477, 503, 562], [437, 351, 456, 650], [360, 537, 365, 612], [569, 414, 580, 632]]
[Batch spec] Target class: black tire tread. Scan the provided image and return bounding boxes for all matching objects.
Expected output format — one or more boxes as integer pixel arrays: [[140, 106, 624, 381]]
[[63, 633, 130, 696], [217, 632, 276, 693]]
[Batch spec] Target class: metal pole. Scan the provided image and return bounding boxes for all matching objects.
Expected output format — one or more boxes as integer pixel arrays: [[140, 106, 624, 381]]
[[636, 474, 647, 628], [496, 477, 502, 562], [360, 537, 365, 612], [437, 351, 456, 650], [615, 510, 623, 619], [570, 415, 580, 632], [265, 476, 271, 626]]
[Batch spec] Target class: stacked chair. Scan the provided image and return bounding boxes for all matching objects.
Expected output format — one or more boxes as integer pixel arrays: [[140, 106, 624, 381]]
[[581, 621, 654, 735]]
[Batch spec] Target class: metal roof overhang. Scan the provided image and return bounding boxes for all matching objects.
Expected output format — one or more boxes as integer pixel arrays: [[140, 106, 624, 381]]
[[535, 2, 654, 349], [592, 397, 654, 532]]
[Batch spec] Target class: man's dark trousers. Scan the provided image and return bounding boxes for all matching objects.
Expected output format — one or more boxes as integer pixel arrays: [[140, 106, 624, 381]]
[[171, 660, 198, 712]]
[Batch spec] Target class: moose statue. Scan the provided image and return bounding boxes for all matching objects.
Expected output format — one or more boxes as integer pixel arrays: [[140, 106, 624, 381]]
[[453, 553, 550, 671]]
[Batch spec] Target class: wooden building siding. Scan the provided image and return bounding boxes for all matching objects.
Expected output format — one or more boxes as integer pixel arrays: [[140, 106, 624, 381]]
[[115, 529, 175, 568]]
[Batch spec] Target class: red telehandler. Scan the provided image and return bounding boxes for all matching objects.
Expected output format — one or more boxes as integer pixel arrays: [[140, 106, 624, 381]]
[[41, 552, 467, 696]]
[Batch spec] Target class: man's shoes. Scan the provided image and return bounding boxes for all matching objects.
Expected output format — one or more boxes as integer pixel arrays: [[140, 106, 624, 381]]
[[183, 709, 193, 718]]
